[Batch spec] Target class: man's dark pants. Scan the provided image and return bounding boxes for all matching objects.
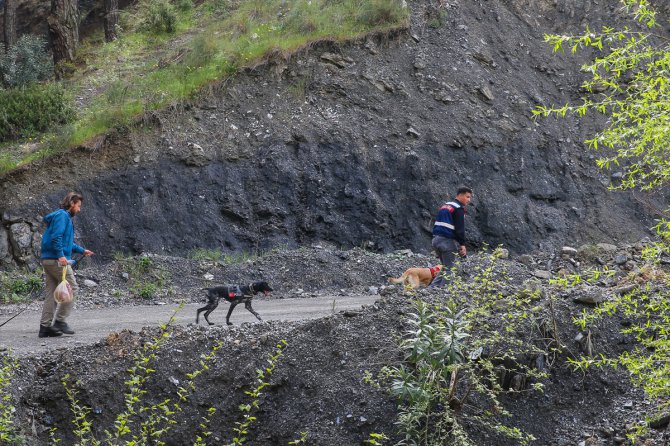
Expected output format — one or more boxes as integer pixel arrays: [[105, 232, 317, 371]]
[[430, 235, 459, 287]]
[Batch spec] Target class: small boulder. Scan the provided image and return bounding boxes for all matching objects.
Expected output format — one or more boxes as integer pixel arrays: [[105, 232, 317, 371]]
[[518, 254, 533, 266], [573, 289, 606, 304], [532, 270, 552, 280], [561, 246, 578, 257], [82, 279, 98, 288]]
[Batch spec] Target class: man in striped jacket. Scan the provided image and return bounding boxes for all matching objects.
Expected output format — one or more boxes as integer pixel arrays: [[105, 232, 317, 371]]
[[430, 186, 472, 286]]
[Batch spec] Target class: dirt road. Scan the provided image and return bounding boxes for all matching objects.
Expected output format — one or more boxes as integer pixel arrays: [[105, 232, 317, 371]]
[[0, 295, 380, 356]]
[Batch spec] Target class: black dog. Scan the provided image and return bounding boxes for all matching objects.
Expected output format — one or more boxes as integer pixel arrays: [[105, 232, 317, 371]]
[[195, 281, 273, 326]]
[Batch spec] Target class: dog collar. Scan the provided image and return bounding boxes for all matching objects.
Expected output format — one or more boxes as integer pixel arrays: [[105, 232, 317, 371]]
[[429, 266, 441, 279]]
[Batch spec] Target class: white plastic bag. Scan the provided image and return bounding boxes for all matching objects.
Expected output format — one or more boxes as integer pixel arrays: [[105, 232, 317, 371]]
[[54, 266, 73, 303]]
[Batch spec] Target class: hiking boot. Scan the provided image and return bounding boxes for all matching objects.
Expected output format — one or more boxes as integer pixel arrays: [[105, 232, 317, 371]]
[[52, 321, 75, 335], [38, 325, 63, 338]]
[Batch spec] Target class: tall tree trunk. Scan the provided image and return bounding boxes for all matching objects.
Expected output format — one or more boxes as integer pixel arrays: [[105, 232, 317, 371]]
[[104, 0, 119, 42], [3, 0, 17, 52], [47, 0, 79, 78]]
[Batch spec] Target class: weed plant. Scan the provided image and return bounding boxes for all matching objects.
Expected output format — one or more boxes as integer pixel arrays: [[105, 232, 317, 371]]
[[188, 248, 222, 262], [0, 271, 42, 304], [227, 339, 288, 445], [113, 253, 170, 299], [382, 248, 549, 445], [0, 353, 20, 445]]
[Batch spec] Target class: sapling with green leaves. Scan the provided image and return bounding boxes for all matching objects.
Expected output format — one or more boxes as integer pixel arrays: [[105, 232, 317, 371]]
[[227, 339, 288, 446], [56, 305, 222, 445], [382, 247, 548, 445], [562, 274, 670, 440]]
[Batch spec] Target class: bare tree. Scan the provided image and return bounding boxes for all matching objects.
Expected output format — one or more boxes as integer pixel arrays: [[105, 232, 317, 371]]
[[3, 0, 17, 52], [104, 0, 119, 42], [47, 0, 79, 78]]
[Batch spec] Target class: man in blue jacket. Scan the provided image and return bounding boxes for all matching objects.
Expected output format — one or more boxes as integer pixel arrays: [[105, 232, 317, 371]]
[[39, 192, 94, 338], [430, 186, 472, 287]]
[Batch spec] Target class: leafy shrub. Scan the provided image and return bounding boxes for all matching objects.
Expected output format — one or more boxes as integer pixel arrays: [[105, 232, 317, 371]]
[[140, 0, 178, 34], [564, 234, 670, 440], [132, 282, 158, 299], [0, 84, 75, 142], [382, 248, 547, 445], [355, 0, 408, 27], [114, 254, 169, 299], [1, 272, 42, 304], [0, 35, 53, 88], [175, 0, 193, 12], [185, 34, 218, 68]]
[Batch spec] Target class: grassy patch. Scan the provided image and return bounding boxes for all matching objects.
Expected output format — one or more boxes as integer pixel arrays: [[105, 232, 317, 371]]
[[188, 248, 222, 262], [0, 272, 42, 304], [0, 0, 409, 174], [113, 253, 170, 299]]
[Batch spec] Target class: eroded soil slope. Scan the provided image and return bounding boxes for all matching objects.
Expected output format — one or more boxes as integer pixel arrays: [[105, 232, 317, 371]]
[[0, 0, 667, 270]]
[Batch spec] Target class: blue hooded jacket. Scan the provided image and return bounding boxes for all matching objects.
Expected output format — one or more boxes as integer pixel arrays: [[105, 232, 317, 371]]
[[40, 208, 85, 260]]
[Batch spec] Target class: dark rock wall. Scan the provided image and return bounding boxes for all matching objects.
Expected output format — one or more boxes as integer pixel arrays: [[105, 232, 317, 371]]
[[0, 0, 667, 266]]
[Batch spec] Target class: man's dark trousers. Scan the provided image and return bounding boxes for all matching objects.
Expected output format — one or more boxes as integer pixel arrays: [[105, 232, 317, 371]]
[[430, 235, 459, 287]]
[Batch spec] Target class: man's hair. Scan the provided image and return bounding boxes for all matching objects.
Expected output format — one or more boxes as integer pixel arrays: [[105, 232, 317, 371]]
[[61, 192, 84, 210], [456, 186, 473, 196]]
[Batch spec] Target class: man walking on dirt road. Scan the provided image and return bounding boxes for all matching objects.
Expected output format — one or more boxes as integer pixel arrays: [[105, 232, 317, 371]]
[[38, 192, 94, 338], [429, 186, 472, 287]]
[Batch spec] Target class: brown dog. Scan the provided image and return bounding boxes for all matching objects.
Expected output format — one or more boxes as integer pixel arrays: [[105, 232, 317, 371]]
[[388, 265, 442, 289]]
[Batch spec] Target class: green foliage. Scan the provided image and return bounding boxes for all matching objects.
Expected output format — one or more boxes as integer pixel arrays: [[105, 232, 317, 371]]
[[354, 0, 408, 27], [0, 354, 21, 445], [0, 0, 409, 173], [56, 313, 288, 445], [561, 261, 670, 440], [533, 0, 670, 191], [288, 431, 308, 445], [0, 84, 75, 142], [382, 248, 546, 445], [363, 432, 389, 445], [193, 407, 217, 446], [536, 3, 670, 438], [0, 272, 42, 304], [131, 282, 159, 299], [114, 254, 170, 299], [188, 248, 222, 262], [227, 339, 288, 446], [140, 0, 179, 34], [0, 34, 53, 88], [57, 307, 225, 445]]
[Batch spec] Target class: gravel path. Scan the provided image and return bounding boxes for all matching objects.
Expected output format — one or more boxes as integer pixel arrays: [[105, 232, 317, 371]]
[[0, 295, 379, 356]]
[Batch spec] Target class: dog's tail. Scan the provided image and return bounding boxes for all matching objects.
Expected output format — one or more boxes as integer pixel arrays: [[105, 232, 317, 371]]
[[388, 273, 408, 284]]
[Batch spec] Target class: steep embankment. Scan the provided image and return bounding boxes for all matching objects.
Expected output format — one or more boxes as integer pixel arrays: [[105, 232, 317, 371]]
[[7, 243, 669, 445], [0, 0, 665, 269]]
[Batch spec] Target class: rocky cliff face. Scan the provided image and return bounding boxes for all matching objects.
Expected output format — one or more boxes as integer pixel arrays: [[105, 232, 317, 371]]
[[0, 0, 666, 267]]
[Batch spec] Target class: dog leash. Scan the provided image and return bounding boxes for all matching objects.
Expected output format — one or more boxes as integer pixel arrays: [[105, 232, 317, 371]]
[[0, 255, 85, 329]]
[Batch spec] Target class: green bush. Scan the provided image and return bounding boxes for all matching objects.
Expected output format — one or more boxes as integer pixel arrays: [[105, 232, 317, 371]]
[[0, 84, 75, 142], [141, 0, 178, 34], [1, 272, 43, 304], [0, 35, 53, 88], [355, 0, 407, 27]]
